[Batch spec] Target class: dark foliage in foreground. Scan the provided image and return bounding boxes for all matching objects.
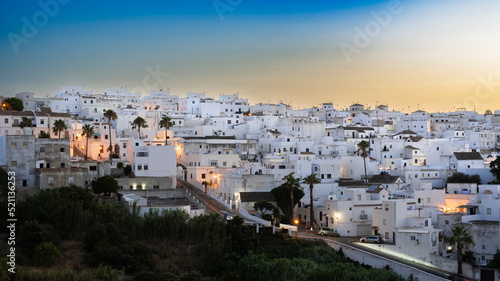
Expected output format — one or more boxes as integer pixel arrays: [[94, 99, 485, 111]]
[[2, 185, 404, 281]]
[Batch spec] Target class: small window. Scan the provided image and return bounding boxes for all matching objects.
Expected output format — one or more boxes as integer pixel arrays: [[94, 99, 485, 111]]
[[22, 180, 27, 187], [383, 219, 387, 225], [89, 166, 97, 171], [201, 174, 206, 179], [11, 143, 16, 149], [60, 147, 65, 152], [123, 143, 127, 148], [46, 163, 51, 168], [487, 208, 492, 215], [60, 163, 66, 168], [144, 165, 148, 170], [137, 165, 142, 170]]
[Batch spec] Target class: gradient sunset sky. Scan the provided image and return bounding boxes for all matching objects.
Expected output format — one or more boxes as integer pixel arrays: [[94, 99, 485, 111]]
[[1, 0, 499, 113]]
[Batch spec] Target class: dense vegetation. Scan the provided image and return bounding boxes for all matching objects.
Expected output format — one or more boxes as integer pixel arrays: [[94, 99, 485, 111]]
[[446, 172, 481, 184], [0, 185, 404, 281]]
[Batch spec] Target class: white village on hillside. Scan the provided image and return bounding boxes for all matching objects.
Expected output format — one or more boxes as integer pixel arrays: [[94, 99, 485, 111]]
[[2, 86, 500, 276]]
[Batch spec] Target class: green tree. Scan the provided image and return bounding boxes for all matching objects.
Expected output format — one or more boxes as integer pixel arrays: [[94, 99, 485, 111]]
[[131, 116, 148, 139], [447, 172, 481, 184], [253, 200, 274, 217], [448, 225, 475, 274], [283, 173, 301, 219], [303, 173, 320, 229], [159, 115, 173, 145], [487, 250, 500, 270], [357, 140, 372, 183], [2, 97, 23, 111], [38, 130, 51, 138], [52, 119, 68, 138], [34, 242, 61, 266], [82, 124, 95, 161], [104, 109, 118, 159], [485, 109, 493, 116], [19, 116, 32, 134], [490, 158, 500, 183], [93, 175, 119, 195], [201, 181, 209, 193], [271, 178, 304, 222]]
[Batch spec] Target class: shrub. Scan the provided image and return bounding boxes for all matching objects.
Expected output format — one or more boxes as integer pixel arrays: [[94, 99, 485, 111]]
[[34, 242, 61, 266]]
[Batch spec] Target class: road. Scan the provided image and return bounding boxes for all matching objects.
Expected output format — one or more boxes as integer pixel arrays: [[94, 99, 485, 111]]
[[177, 180, 242, 218], [297, 232, 472, 281]]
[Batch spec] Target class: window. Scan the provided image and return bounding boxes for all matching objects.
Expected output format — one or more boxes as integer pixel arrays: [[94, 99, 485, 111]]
[[22, 143, 27, 149], [154, 185, 159, 189], [487, 208, 492, 215], [89, 166, 97, 171], [385, 204, 389, 211], [40, 119, 44, 124], [123, 143, 127, 148], [385, 232, 390, 239], [11, 143, 16, 149], [437, 147, 440, 151], [46, 163, 51, 168], [105, 135, 108, 139], [137, 152, 149, 157], [137, 165, 142, 170], [60, 147, 65, 152], [60, 163, 66, 168], [410, 235, 416, 241], [144, 165, 148, 170], [201, 173, 206, 179], [445, 220, 449, 225], [4, 118, 7, 124], [22, 180, 27, 187], [383, 219, 387, 225]]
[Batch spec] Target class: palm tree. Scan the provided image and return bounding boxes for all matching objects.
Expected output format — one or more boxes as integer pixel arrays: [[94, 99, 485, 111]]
[[52, 119, 68, 139], [159, 115, 173, 145], [103, 109, 118, 159], [82, 124, 94, 161], [357, 140, 372, 183], [201, 181, 209, 193], [303, 173, 320, 230], [19, 117, 32, 135], [448, 225, 475, 275], [130, 117, 148, 139], [283, 173, 301, 220]]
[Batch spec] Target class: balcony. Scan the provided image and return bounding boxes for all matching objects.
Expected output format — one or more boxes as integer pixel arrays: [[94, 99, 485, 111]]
[[359, 214, 368, 220]]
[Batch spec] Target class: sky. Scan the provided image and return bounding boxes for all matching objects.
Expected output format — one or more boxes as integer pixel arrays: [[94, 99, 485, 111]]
[[1, 0, 500, 113]]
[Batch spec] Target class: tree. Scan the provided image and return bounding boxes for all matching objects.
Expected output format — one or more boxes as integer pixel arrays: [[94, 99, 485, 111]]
[[357, 140, 372, 183], [2, 97, 23, 111], [201, 181, 209, 193], [38, 131, 51, 138], [487, 250, 500, 270], [448, 225, 474, 275], [271, 177, 304, 222], [19, 116, 32, 134], [490, 158, 500, 183], [159, 115, 173, 145], [447, 172, 481, 184], [253, 200, 274, 217], [52, 119, 68, 138], [283, 173, 301, 219], [104, 110, 118, 160], [82, 124, 95, 161], [92, 175, 119, 195], [34, 242, 61, 266], [131, 116, 148, 139], [485, 109, 493, 116], [303, 174, 320, 229]]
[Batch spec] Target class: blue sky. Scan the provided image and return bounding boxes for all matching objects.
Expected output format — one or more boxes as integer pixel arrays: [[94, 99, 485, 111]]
[[1, 0, 500, 112]]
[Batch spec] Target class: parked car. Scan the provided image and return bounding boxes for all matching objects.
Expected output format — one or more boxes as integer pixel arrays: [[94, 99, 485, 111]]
[[360, 235, 384, 244], [318, 227, 340, 237]]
